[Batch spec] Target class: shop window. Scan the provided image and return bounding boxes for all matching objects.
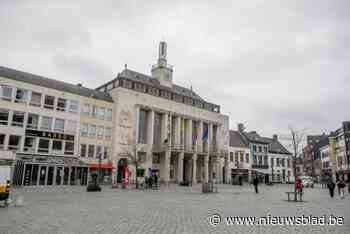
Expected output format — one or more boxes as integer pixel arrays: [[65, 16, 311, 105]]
[[98, 107, 105, 120], [0, 85, 13, 101], [27, 113, 39, 129], [106, 108, 113, 121], [64, 141, 74, 155], [80, 123, 88, 137], [52, 140, 63, 153], [30, 92, 42, 107], [89, 124, 96, 138], [80, 144, 87, 157], [56, 98, 67, 111], [105, 127, 111, 140], [44, 95, 55, 109], [41, 116, 53, 130], [69, 100, 79, 113], [88, 145, 95, 158], [12, 111, 25, 127], [15, 88, 28, 103], [24, 137, 36, 152], [54, 118, 65, 132], [0, 108, 9, 125], [38, 138, 49, 153], [97, 126, 104, 139], [8, 135, 21, 150], [0, 134, 5, 150]]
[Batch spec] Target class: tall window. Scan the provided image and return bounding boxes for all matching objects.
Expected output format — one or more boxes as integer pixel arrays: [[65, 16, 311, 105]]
[[54, 119, 65, 132], [105, 127, 111, 140], [89, 124, 96, 138], [153, 113, 162, 146], [44, 95, 55, 109], [0, 109, 9, 125], [91, 105, 97, 117], [69, 100, 79, 113], [30, 92, 42, 107], [88, 145, 95, 158], [0, 85, 13, 101], [80, 123, 88, 137], [138, 109, 147, 144], [96, 145, 102, 158], [15, 88, 28, 103], [64, 141, 74, 155], [264, 155, 268, 165], [98, 107, 105, 120], [287, 159, 290, 168], [230, 152, 234, 162], [271, 158, 274, 167], [258, 155, 262, 165], [41, 116, 53, 130], [82, 104, 90, 116], [106, 108, 113, 121], [253, 145, 257, 152], [103, 146, 109, 159], [97, 126, 104, 139], [258, 146, 262, 152], [80, 144, 87, 157], [253, 154, 257, 164], [56, 98, 67, 111], [12, 111, 25, 127], [27, 113, 39, 129], [245, 153, 249, 163], [8, 135, 21, 150], [0, 134, 6, 150], [52, 140, 63, 153], [240, 152, 244, 162], [235, 152, 239, 167], [38, 138, 49, 153]]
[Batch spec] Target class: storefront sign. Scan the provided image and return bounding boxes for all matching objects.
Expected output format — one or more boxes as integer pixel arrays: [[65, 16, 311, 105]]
[[25, 129, 74, 141]]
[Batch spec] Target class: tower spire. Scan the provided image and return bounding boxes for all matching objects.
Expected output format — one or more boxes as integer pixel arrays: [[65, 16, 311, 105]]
[[158, 41, 167, 66]]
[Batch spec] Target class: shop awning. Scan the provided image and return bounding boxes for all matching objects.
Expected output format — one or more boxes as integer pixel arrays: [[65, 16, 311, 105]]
[[88, 162, 114, 169]]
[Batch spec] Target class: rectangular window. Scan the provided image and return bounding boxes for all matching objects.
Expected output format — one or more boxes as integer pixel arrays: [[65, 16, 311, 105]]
[[240, 152, 244, 162], [287, 159, 290, 168], [91, 105, 97, 117], [38, 138, 49, 153], [12, 111, 25, 127], [56, 98, 67, 111], [103, 146, 109, 159], [105, 127, 111, 140], [245, 153, 249, 163], [88, 145, 95, 158], [106, 108, 112, 121], [264, 155, 268, 165], [41, 116, 53, 130], [30, 92, 42, 107], [271, 158, 274, 167], [44, 95, 55, 109], [54, 118, 65, 132], [230, 152, 234, 162], [89, 124, 96, 138], [253, 154, 257, 164], [258, 155, 262, 165], [15, 88, 28, 103], [80, 144, 87, 157], [97, 126, 104, 139], [8, 135, 21, 150], [23, 137, 35, 152], [52, 140, 63, 152], [0, 85, 13, 101], [64, 141, 74, 155], [0, 108, 9, 125], [82, 104, 90, 116], [138, 109, 147, 144], [96, 145, 102, 158], [235, 152, 239, 167], [263, 146, 268, 153], [27, 113, 39, 129], [253, 145, 257, 152], [80, 123, 88, 137], [69, 100, 79, 113], [258, 146, 262, 152], [98, 107, 105, 120], [0, 134, 5, 150], [66, 120, 77, 134]]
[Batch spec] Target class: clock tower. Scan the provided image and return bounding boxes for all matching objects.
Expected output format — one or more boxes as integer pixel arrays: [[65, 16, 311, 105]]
[[151, 41, 173, 87]]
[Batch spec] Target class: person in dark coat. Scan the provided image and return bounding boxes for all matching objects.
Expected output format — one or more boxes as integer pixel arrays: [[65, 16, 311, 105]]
[[327, 180, 336, 198], [338, 180, 346, 199], [238, 176, 243, 186], [253, 176, 259, 194], [154, 173, 158, 190]]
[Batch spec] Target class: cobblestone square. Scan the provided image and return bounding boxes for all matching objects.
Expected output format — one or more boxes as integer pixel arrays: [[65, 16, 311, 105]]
[[1, 184, 350, 234]]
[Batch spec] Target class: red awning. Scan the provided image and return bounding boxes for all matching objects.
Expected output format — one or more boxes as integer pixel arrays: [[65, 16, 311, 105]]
[[88, 162, 114, 169]]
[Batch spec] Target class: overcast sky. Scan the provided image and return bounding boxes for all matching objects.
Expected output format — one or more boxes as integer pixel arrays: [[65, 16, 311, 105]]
[[1, 0, 350, 141]]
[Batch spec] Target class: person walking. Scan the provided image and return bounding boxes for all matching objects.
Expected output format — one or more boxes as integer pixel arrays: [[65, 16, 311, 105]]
[[336, 180, 341, 196], [238, 176, 243, 186], [253, 176, 259, 194], [296, 177, 303, 193], [327, 180, 336, 198], [154, 173, 158, 190], [338, 180, 346, 199]]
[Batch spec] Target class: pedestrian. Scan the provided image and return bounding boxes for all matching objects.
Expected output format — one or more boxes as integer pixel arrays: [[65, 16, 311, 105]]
[[238, 176, 243, 186], [327, 180, 336, 198], [336, 180, 341, 196], [148, 176, 153, 190], [154, 173, 158, 190], [253, 176, 259, 194], [338, 180, 346, 199], [296, 177, 303, 193]]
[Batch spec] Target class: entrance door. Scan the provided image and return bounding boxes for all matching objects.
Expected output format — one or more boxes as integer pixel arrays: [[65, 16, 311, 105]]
[[117, 159, 128, 183], [39, 166, 47, 185]]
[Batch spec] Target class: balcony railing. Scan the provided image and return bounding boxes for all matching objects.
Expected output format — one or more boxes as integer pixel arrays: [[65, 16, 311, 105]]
[[252, 164, 269, 169], [171, 144, 184, 152]]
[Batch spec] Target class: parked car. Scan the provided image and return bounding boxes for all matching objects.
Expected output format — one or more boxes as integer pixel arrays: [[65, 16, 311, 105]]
[[300, 176, 314, 188]]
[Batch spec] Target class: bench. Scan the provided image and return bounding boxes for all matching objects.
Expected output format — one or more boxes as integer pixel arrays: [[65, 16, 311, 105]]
[[286, 191, 303, 202]]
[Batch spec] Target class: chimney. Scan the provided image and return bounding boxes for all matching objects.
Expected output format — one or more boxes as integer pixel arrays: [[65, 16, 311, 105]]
[[273, 134, 278, 141], [238, 123, 245, 132]]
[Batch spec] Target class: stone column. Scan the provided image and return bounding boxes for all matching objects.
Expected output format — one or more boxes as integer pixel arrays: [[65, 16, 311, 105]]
[[178, 152, 184, 183], [147, 110, 155, 168], [44, 166, 48, 186], [68, 167, 71, 185], [164, 151, 171, 184], [204, 155, 209, 183], [37, 165, 41, 186], [135, 105, 140, 144], [53, 166, 57, 185], [198, 120, 203, 152], [187, 119, 192, 151], [175, 116, 181, 146], [192, 153, 197, 184], [208, 122, 213, 153]]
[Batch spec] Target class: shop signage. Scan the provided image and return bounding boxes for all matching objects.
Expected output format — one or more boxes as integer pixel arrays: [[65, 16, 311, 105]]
[[25, 129, 74, 141]]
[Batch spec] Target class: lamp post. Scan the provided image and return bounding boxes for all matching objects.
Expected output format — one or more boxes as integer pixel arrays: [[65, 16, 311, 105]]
[[98, 152, 102, 184]]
